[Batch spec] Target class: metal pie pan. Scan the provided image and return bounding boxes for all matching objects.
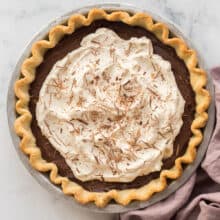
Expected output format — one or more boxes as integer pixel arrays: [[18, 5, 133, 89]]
[[7, 3, 215, 214]]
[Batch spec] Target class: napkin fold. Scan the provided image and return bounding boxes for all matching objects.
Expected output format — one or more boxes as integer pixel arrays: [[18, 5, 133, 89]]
[[120, 67, 220, 220]]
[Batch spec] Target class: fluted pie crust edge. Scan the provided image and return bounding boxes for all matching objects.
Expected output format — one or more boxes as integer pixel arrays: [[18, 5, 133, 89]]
[[14, 8, 210, 207]]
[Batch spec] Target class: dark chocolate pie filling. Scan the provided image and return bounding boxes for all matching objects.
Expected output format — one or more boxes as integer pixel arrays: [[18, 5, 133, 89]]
[[29, 20, 195, 192]]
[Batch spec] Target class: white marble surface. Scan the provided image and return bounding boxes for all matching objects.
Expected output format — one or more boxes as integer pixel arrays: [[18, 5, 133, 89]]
[[1, 0, 220, 219]]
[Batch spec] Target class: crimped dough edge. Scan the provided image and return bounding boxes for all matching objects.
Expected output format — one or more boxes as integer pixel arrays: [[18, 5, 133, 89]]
[[14, 8, 210, 207]]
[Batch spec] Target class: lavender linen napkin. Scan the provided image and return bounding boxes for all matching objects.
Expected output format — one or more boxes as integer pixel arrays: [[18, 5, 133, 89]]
[[120, 67, 220, 220]]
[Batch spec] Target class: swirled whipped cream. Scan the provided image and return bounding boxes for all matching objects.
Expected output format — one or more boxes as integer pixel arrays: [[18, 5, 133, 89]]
[[36, 28, 185, 182]]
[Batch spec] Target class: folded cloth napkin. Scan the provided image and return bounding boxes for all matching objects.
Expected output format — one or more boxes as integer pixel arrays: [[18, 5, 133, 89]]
[[120, 67, 220, 220]]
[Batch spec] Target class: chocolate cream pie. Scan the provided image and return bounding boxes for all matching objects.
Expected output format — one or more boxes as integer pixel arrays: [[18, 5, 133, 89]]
[[14, 9, 210, 207]]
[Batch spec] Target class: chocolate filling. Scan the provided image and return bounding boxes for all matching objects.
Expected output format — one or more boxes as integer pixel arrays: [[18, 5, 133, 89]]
[[29, 20, 195, 192]]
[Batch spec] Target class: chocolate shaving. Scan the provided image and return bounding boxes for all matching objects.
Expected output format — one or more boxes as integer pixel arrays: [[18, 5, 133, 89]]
[[94, 75, 100, 81], [110, 48, 115, 57], [149, 95, 152, 108], [125, 42, 132, 56], [91, 40, 101, 45], [68, 93, 74, 105], [91, 48, 99, 56], [169, 124, 174, 134], [100, 176, 104, 181], [160, 73, 165, 81], [102, 71, 110, 82], [158, 131, 166, 138], [95, 59, 100, 65], [56, 64, 68, 72], [100, 124, 111, 129], [151, 61, 158, 72], [147, 87, 159, 97], [72, 79, 77, 86], [136, 65, 141, 72], [77, 96, 86, 106], [89, 110, 99, 122], [94, 155, 99, 164], [75, 118, 88, 125], [49, 78, 67, 90]]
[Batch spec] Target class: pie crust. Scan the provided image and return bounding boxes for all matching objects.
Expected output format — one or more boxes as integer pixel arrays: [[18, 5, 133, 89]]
[[14, 8, 210, 207]]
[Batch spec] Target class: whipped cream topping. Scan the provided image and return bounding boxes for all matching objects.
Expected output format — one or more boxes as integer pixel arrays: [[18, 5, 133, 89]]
[[36, 28, 185, 182]]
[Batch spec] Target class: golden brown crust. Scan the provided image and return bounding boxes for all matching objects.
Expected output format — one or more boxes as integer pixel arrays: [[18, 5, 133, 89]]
[[14, 8, 211, 207]]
